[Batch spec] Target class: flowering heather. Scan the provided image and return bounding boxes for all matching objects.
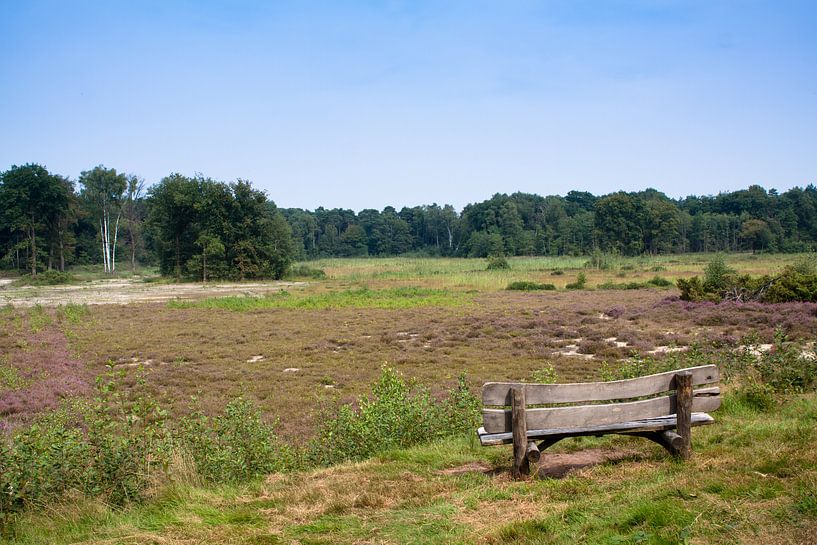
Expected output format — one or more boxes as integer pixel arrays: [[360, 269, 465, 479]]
[[0, 322, 91, 429]]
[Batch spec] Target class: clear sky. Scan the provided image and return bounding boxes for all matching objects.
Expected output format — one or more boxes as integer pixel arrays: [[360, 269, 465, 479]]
[[1, 1, 815, 211]]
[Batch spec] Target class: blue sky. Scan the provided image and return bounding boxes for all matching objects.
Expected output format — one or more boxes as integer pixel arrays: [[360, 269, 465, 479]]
[[1, 1, 815, 210]]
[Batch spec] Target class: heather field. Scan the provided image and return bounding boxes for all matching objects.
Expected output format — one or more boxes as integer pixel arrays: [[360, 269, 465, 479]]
[[1, 254, 816, 544]]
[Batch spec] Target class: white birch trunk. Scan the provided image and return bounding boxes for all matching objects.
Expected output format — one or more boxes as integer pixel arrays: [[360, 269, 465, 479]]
[[111, 211, 121, 273]]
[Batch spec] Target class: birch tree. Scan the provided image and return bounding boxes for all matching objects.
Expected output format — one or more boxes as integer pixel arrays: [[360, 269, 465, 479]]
[[79, 166, 127, 274], [123, 175, 146, 273]]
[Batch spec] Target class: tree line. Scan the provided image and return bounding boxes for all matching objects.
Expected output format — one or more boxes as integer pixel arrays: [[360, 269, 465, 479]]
[[283, 185, 817, 258], [0, 164, 292, 280], [1, 162, 816, 279]]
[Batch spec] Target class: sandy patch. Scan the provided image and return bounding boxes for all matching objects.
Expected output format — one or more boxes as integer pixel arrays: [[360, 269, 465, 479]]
[[0, 278, 306, 307]]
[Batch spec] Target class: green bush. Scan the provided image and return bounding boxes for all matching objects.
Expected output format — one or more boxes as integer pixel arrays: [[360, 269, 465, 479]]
[[550, 269, 564, 276], [309, 367, 480, 465], [678, 265, 817, 303], [287, 264, 327, 279], [531, 364, 558, 384], [178, 397, 297, 483], [647, 275, 673, 287], [506, 281, 556, 291], [702, 255, 736, 293], [486, 255, 510, 270], [11, 270, 75, 286], [763, 267, 817, 303], [565, 272, 587, 290], [0, 369, 171, 521]]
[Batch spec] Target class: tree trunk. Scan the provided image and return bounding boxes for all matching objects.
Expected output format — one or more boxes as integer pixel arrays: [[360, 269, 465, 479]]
[[30, 224, 37, 276], [175, 234, 181, 281], [129, 224, 136, 273], [111, 211, 121, 273], [59, 234, 65, 272], [202, 253, 207, 283]]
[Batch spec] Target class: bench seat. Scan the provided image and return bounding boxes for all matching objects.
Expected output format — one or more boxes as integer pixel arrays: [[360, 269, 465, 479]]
[[478, 365, 721, 477], [477, 412, 714, 446]]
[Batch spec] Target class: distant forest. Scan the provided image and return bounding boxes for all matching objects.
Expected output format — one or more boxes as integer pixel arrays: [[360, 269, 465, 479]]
[[1, 163, 816, 280]]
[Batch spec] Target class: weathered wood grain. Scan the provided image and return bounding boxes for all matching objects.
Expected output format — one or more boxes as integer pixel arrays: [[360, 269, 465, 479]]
[[477, 413, 715, 446], [482, 392, 721, 434], [482, 365, 719, 406], [511, 387, 529, 479], [675, 371, 693, 459]]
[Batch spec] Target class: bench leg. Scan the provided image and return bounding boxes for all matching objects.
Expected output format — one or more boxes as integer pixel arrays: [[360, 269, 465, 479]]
[[537, 436, 564, 452], [512, 387, 529, 479], [628, 431, 685, 457]]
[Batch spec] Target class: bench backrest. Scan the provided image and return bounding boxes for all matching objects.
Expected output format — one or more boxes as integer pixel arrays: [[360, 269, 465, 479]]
[[481, 365, 720, 434]]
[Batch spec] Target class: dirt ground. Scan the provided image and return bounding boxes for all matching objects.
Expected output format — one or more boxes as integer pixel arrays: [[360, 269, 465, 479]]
[[0, 278, 305, 307]]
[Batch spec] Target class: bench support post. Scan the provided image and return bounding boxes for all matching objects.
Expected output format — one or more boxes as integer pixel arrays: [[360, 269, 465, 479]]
[[511, 387, 529, 479], [676, 371, 693, 460]]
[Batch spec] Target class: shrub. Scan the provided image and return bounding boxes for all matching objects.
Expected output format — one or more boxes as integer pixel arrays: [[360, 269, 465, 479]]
[[647, 275, 673, 287], [566, 272, 587, 290], [585, 248, 614, 270], [531, 364, 558, 384], [597, 281, 647, 290], [550, 269, 564, 276], [309, 367, 479, 465], [11, 270, 75, 287], [702, 255, 736, 293], [506, 281, 556, 291], [486, 255, 510, 270], [177, 397, 297, 483], [287, 264, 327, 279], [763, 267, 817, 303], [0, 369, 171, 520]]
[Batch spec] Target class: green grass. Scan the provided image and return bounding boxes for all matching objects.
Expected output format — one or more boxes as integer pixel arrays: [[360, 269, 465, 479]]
[[5, 392, 816, 544], [167, 287, 471, 311], [296, 254, 813, 291]]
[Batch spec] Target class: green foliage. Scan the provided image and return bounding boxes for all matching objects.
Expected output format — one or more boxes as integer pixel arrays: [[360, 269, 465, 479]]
[[0, 368, 171, 523], [57, 303, 88, 324], [486, 255, 510, 270], [11, 270, 74, 286], [676, 276, 709, 301], [679, 263, 817, 303], [550, 269, 564, 276], [565, 272, 587, 290], [597, 276, 673, 290], [146, 176, 295, 281], [584, 248, 614, 270], [506, 281, 556, 291], [647, 275, 673, 287], [168, 287, 468, 311], [763, 266, 817, 303], [531, 364, 558, 384], [309, 367, 480, 465], [177, 397, 297, 483], [735, 378, 777, 412], [702, 255, 737, 293], [286, 264, 327, 279]]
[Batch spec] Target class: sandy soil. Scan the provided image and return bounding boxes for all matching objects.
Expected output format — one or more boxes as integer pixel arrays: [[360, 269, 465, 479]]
[[0, 278, 306, 307]]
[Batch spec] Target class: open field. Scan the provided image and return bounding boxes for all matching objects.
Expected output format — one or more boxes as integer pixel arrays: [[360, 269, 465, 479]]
[[1, 254, 816, 543]]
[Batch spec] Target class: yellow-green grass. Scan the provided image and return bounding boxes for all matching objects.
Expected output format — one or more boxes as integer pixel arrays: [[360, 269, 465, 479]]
[[6, 392, 816, 544], [300, 253, 813, 292]]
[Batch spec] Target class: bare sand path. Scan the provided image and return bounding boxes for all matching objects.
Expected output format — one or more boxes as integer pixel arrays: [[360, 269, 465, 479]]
[[0, 278, 306, 307]]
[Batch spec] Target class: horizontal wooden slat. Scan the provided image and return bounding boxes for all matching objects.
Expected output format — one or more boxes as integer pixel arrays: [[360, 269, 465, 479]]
[[482, 390, 721, 433], [482, 365, 719, 406], [477, 413, 715, 446]]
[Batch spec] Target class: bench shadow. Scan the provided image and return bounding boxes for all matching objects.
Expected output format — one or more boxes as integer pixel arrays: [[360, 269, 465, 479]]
[[535, 448, 643, 479]]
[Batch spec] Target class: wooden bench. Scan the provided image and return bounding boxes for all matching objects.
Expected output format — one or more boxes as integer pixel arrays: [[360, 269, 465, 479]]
[[476, 365, 721, 478]]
